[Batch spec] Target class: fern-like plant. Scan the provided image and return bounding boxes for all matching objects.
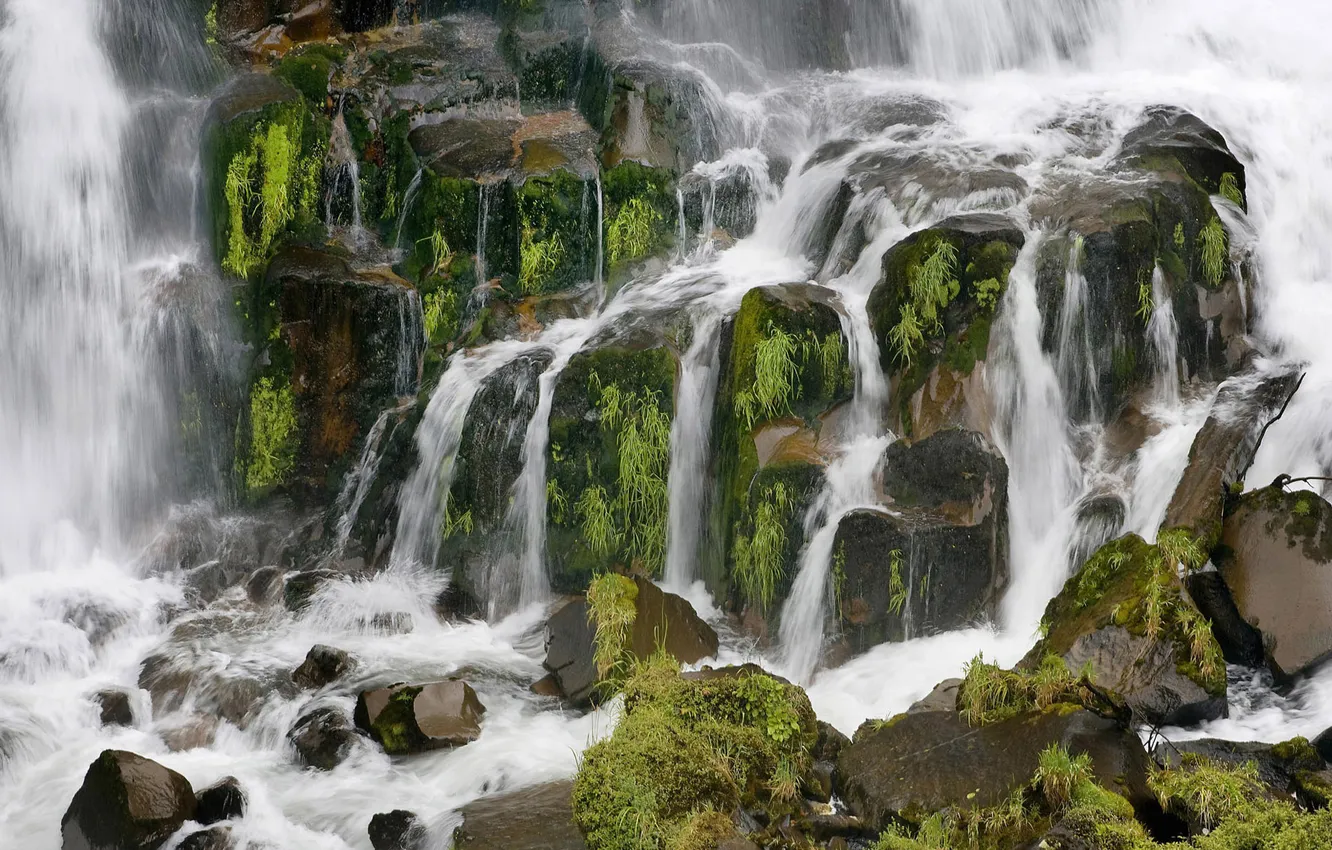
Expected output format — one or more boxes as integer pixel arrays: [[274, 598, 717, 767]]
[[577, 485, 618, 556], [1219, 172, 1243, 207], [607, 197, 662, 267], [1200, 217, 1228, 287], [586, 573, 638, 679], [733, 482, 794, 612], [888, 549, 908, 616], [890, 303, 926, 365]]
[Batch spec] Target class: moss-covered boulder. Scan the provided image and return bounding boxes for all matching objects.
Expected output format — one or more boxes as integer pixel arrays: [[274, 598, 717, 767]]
[[1218, 486, 1332, 677], [1024, 533, 1226, 726], [709, 283, 852, 615], [869, 214, 1023, 438], [452, 780, 586, 849], [832, 429, 1008, 650], [1154, 736, 1327, 806], [545, 343, 678, 590], [353, 679, 486, 754], [591, 59, 719, 173], [836, 702, 1149, 833], [204, 74, 328, 283], [571, 657, 817, 850], [541, 576, 719, 706], [234, 246, 421, 504]]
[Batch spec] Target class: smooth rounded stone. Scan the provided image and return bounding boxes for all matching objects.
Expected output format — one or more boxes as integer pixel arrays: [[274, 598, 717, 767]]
[[161, 715, 219, 752], [1219, 486, 1332, 676], [95, 688, 134, 727], [452, 781, 586, 849], [292, 645, 356, 690], [836, 707, 1150, 832], [529, 673, 562, 698], [288, 706, 359, 770], [542, 577, 719, 706], [354, 680, 486, 754], [61, 750, 197, 850], [245, 565, 284, 605], [369, 809, 427, 850], [195, 776, 247, 825], [178, 826, 234, 850], [880, 428, 1009, 511]]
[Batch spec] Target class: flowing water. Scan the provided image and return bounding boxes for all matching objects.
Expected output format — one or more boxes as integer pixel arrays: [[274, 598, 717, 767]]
[[10, 0, 1332, 846]]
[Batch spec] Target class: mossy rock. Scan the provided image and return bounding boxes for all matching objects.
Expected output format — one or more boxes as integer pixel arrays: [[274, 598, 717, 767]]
[[868, 214, 1023, 428], [1024, 533, 1226, 726], [204, 74, 329, 285], [708, 283, 852, 605], [571, 658, 817, 850], [272, 44, 347, 107], [596, 61, 719, 172], [545, 343, 678, 591], [601, 160, 678, 283], [1116, 106, 1247, 206]]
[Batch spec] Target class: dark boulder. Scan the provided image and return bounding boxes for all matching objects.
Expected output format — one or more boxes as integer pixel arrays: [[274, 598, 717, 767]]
[[283, 569, 340, 613], [1218, 485, 1332, 676], [61, 750, 197, 850], [353, 680, 486, 754], [836, 707, 1149, 831], [1117, 106, 1247, 201], [195, 777, 246, 825], [292, 645, 356, 690], [542, 578, 719, 706], [177, 826, 234, 850], [1184, 571, 1264, 667], [288, 706, 359, 770], [245, 566, 284, 605], [94, 689, 134, 727], [369, 810, 427, 850], [881, 427, 1009, 510], [452, 781, 587, 849], [1154, 736, 1325, 800]]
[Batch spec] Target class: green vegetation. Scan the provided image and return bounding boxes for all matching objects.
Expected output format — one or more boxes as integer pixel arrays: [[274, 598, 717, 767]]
[[1220, 172, 1244, 207], [608, 197, 663, 267], [891, 237, 960, 364], [957, 653, 1099, 727], [571, 655, 817, 850], [732, 482, 794, 612], [442, 504, 474, 540], [1174, 222, 1187, 250], [245, 377, 298, 494], [974, 278, 1003, 312], [422, 289, 459, 344], [735, 323, 801, 429], [1200, 217, 1228, 288], [1033, 743, 1094, 809], [888, 549, 908, 616], [577, 484, 619, 557], [586, 573, 638, 680], [1150, 755, 1263, 832], [519, 224, 567, 295], [1136, 269, 1155, 324]]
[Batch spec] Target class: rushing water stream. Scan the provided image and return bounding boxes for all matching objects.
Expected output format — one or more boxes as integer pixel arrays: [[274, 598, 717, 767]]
[[9, 0, 1332, 846]]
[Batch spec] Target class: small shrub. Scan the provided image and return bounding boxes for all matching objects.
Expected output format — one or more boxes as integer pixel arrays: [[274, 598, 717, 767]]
[[975, 277, 1003, 312], [1220, 172, 1244, 207], [587, 573, 638, 679], [1200, 217, 1228, 287]]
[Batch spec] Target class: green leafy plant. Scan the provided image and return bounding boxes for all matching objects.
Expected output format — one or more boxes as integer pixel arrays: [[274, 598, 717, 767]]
[[1136, 269, 1154, 323], [1174, 222, 1186, 250], [587, 573, 638, 679], [736, 323, 801, 429], [1158, 527, 1207, 572], [245, 377, 298, 492], [422, 289, 457, 344], [1033, 744, 1094, 809], [577, 485, 619, 557], [547, 479, 569, 525], [1220, 172, 1244, 207], [1150, 754, 1262, 831], [888, 549, 908, 616], [733, 482, 794, 612], [958, 654, 1089, 727], [607, 197, 662, 267], [890, 303, 926, 365], [974, 277, 1003, 312], [519, 225, 566, 295], [910, 238, 960, 330], [442, 504, 473, 540], [223, 149, 258, 276], [1200, 217, 1228, 287]]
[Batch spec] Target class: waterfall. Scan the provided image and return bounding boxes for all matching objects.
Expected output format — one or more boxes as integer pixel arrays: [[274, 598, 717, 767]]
[[987, 234, 1082, 633], [476, 183, 493, 286], [1147, 263, 1182, 408], [594, 174, 605, 292], [393, 167, 425, 251], [663, 315, 723, 590], [1054, 236, 1100, 421], [325, 108, 365, 248], [395, 288, 425, 397], [328, 404, 410, 561]]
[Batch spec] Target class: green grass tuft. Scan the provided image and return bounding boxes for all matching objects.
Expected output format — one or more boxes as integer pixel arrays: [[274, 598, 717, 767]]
[[1200, 217, 1228, 287], [732, 482, 794, 613], [245, 376, 298, 493]]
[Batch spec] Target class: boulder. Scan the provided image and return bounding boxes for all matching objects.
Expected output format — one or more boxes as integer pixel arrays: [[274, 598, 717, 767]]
[[353, 680, 486, 754], [288, 706, 359, 770], [177, 826, 234, 850], [836, 707, 1149, 831], [452, 781, 587, 849], [543, 578, 720, 706], [94, 689, 134, 727], [1154, 736, 1326, 800], [292, 645, 356, 690], [61, 750, 197, 850], [1024, 534, 1227, 726], [283, 569, 340, 613], [369, 810, 427, 850], [1218, 486, 1332, 676], [195, 777, 246, 825], [1116, 106, 1248, 201], [1164, 371, 1302, 550], [245, 566, 284, 605]]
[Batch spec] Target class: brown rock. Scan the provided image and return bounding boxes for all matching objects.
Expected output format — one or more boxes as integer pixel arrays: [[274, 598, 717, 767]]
[[452, 781, 586, 849], [61, 750, 197, 850], [354, 680, 486, 754]]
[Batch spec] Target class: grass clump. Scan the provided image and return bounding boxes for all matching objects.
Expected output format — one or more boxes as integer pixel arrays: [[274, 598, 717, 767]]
[[735, 323, 801, 430], [245, 376, 298, 494], [1200, 217, 1228, 288], [587, 573, 638, 680], [732, 482, 794, 613], [958, 653, 1100, 727], [888, 549, 908, 616], [1150, 754, 1263, 832], [891, 237, 959, 364], [1219, 172, 1244, 207], [572, 655, 816, 850], [607, 197, 663, 268], [519, 224, 566, 295], [1033, 744, 1094, 809]]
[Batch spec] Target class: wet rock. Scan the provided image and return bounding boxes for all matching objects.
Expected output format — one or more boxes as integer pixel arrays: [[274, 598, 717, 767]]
[[61, 750, 197, 850], [529, 673, 562, 698], [836, 707, 1149, 831], [1154, 736, 1326, 799], [195, 776, 247, 825], [1218, 485, 1332, 676], [905, 678, 961, 714], [1184, 571, 1264, 667], [1164, 371, 1301, 550], [95, 689, 134, 727], [245, 566, 284, 605], [542, 578, 720, 706], [835, 434, 1009, 652], [178, 826, 235, 850], [334, 0, 393, 32], [1117, 106, 1248, 201], [292, 645, 356, 689], [597, 59, 722, 171], [207, 72, 299, 127], [283, 569, 340, 612], [288, 706, 359, 770], [410, 111, 597, 185], [452, 781, 587, 849], [353, 680, 486, 754], [369, 809, 427, 850], [161, 715, 219, 752]]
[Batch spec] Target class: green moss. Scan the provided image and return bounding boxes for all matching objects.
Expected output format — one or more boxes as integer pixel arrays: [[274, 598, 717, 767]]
[[244, 376, 298, 495], [571, 656, 817, 850], [601, 162, 676, 278], [514, 170, 595, 296], [1150, 754, 1263, 832], [273, 45, 346, 106], [371, 686, 424, 755], [957, 653, 1098, 727], [1271, 737, 1322, 768]]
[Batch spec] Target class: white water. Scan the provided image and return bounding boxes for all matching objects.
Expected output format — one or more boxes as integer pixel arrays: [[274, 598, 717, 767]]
[[11, 0, 1332, 846]]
